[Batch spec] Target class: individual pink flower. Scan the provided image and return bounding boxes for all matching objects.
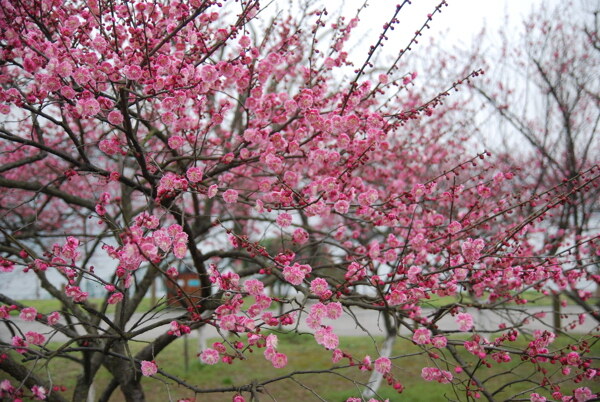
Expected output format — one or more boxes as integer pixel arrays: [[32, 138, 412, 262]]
[[124, 65, 143, 81], [374, 356, 392, 374], [310, 278, 330, 298], [204, 184, 217, 198], [232, 394, 246, 402], [186, 166, 203, 183], [292, 228, 309, 244], [0, 257, 15, 272], [107, 110, 123, 125], [271, 352, 288, 368], [573, 387, 596, 402], [461, 238, 485, 263], [173, 241, 187, 259], [244, 279, 264, 296], [530, 393, 547, 402], [31, 385, 47, 400], [360, 355, 372, 371], [19, 307, 37, 322], [566, 352, 580, 366], [456, 313, 474, 332], [140, 360, 158, 376], [168, 135, 185, 149], [332, 348, 344, 363], [200, 64, 218, 82], [276, 213, 292, 227], [412, 328, 432, 345], [25, 331, 45, 345], [223, 189, 239, 203], [12, 336, 28, 354], [431, 336, 447, 348], [200, 348, 220, 365], [326, 302, 343, 320], [76, 98, 100, 117], [107, 292, 123, 304], [334, 199, 350, 214], [47, 311, 61, 325]]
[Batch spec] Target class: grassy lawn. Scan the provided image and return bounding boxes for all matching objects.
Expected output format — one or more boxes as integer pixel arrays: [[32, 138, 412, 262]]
[[422, 291, 599, 308], [10, 297, 166, 315], [2, 332, 598, 401]]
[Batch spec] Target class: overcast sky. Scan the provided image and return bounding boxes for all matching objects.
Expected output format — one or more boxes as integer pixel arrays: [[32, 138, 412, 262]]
[[339, 0, 552, 56]]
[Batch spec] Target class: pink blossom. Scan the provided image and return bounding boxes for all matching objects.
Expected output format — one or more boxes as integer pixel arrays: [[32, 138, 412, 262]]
[[124, 65, 143, 81], [223, 189, 239, 203], [12, 336, 28, 354], [573, 387, 596, 402], [25, 331, 45, 345], [200, 348, 220, 365], [282, 263, 310, 285], [166, 267, 178, 278], [292, 228, 309, 244], [233, 394, 246, 402], [47, 312, 61, 325], [271, 352, 288, 368], [173, 241, 187, 259], [530, 393, 547, 402], [461, 238, 485, 263], [566, 352, 580, 366], [326, 302, 343, 320], [456, 313, 474, 332], [374, 356, 392, 374], [265, 334, 278, 349], [107, 292, 123, 304], [413, 328, 432, 345], [360, 355, 371, 371], [310, 278, 329, 298], [200, 64, 218, 82], [186, 166, 204, 183], [334, 199, 350, 214], [107, 110, 123, 125], [276, 213, 292, 227], [140, 360, 158, 376], [421, 367, 453, 384], [315, 326, 339, 350], [19, 307, 37, 321], [168, 135, 185, 149], [332, 349, 344, 363], [76, 98, 101, 117], [431, 336, 448, 348], [244, 279, 264, 296], [0, 257, 14, 272], [357, 189, 378, 206], [31, 385, 47, 400]]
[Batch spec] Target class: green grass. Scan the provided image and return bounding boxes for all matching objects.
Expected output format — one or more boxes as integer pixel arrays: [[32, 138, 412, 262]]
[[422, 291, 599, 308], [11, 297, 164, 315], [2, 332, 598, 401]]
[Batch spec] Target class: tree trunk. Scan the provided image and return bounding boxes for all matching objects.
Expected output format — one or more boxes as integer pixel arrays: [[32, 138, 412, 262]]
[[362, 313, 396, 399]]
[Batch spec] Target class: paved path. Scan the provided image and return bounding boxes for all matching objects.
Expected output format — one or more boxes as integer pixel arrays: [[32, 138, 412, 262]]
[[1, 305, 597, 344]]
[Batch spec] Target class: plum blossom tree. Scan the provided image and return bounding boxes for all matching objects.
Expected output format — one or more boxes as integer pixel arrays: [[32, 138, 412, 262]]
[[0, 0, 598, 401]]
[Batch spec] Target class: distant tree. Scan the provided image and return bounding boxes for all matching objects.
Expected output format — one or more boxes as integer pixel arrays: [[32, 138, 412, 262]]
[[472, 1, 600, 313]]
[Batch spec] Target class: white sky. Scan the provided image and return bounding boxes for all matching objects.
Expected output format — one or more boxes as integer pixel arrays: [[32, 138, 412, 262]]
[[339, 0, 552, 56]]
